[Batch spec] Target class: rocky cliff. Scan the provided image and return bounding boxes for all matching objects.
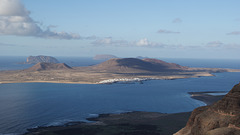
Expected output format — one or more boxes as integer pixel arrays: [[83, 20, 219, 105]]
[[175, 83, 240, 135], [26, 55, 59, 64]]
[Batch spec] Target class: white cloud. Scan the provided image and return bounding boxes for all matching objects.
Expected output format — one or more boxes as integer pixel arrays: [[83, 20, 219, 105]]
[[94, 37, 113, 44], [0, 0, 94, 40], [92, 37, 128, 46], [157, 29, 180, 34], [136, 38, 150, 46], [0, 0, 29, 16], [227, 31, 240, 35], [135, 38, 164, 47], [206, 41, 224, 48], [205, 41, 240, 49], [172, 18, 182, 23], [92, 37, 165, 48]]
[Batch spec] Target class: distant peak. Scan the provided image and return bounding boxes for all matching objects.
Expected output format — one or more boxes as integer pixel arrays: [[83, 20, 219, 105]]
[[26, 62, 72, 71], [26, 55, 59, 64], [93, 54, 118, 60], [92, 57, 187, 72]]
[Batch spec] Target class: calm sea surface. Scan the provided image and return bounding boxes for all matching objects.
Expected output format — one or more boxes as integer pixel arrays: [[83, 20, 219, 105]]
[[0, 56, 239, 134]]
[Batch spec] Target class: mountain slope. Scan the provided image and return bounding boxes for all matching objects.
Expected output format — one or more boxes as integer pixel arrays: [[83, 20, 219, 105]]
[[91, 58, 188, 73], [26, 62, 72, 71], [175, 83, 240, 135]]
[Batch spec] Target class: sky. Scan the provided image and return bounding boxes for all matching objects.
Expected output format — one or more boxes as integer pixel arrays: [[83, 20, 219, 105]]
[[0, 0, 240, 59]]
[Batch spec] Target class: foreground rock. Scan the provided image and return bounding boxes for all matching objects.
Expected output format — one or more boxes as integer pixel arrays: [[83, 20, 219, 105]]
[[175, 83, 240, 135], [26, 55, 59, 64]]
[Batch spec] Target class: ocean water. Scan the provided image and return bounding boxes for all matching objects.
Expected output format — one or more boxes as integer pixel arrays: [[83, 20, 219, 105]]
[[0, 56, 240, 134]]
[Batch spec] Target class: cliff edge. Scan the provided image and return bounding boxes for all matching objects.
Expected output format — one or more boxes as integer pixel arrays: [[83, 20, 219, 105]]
[[175, 83, 240, 135]]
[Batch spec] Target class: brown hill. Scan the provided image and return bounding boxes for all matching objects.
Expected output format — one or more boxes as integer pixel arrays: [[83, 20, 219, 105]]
[[175, 83, 240, 135], [26, 62, 72, 71], [91, 58, 187, 73]]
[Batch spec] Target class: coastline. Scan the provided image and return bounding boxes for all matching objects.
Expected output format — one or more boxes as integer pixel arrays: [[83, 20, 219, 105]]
[[1, 65, 239, 85], [0, 72, 214, 85], [188, 91, 226, 105], [24, 111, 192, 135], [23, 90, 225, 135]]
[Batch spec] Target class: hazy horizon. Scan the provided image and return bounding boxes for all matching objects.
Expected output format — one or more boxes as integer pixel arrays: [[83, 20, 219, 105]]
[[0, 0, 240, 59]]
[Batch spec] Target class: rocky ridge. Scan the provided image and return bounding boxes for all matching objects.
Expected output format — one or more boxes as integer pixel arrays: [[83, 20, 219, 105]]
[[175, 83, 240, 135]]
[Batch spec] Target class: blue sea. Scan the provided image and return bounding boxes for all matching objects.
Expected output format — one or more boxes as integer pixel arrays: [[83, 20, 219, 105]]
[[0, 56, 240, 134]]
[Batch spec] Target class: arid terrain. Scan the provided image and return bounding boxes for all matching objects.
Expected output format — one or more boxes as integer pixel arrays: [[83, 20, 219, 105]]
[[0, 58, 239, 84]]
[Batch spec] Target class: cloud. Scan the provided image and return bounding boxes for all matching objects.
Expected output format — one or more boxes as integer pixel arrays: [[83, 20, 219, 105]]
[[135, 38, 150, 46], [226, 31, 240, 35], [0, 0, 94, 40], [135, 38, 165, 47], [157, 29, 180, 34], [92, 37, 128, 46], [92, 37, 165, 48], [205, 41, 240, 49], [0, 42, 17, 46], [0, 0, 29, 16], [224, 43, 240, 49], [172, 18, 182, 23], [206, 41, 224, 48]]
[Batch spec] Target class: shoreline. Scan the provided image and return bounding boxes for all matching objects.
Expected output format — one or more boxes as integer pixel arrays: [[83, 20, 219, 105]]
[[23, 91, 226, 135], [188, 91, 227, 105], [0, 73, 214, 85], [23, 111, 192, 135], [1, 64, 240, 85]]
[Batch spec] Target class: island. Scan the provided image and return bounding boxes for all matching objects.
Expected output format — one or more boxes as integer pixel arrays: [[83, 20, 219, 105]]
[[0, 58, 239, 84], [93, 54, 118, 60], [25, 55, 59, 64]]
